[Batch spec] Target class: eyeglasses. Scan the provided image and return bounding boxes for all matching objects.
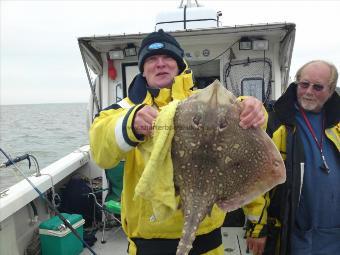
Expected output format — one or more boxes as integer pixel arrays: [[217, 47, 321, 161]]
[[297, 81, 325, 92]]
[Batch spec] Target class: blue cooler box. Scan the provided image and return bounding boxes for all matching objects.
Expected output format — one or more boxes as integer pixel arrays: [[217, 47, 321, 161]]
[[39, 213, 85, 255]]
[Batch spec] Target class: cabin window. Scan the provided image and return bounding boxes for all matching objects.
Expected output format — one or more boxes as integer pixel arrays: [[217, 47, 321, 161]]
[[241, 78, 264, 101], [223, 58, 272, 102], [122, 62, 139, 97], [190, 60, 220, 89]]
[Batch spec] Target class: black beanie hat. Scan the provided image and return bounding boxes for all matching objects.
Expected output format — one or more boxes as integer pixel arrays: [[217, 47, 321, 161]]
[[138, 29, 186, 74]]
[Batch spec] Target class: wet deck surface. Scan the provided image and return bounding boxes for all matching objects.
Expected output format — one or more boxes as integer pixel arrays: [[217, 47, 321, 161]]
[[80, 226, 128, 255], [81, 227, 250, 255]]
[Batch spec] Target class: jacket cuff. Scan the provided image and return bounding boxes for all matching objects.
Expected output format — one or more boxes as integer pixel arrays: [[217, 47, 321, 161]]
[[115, 104, 145, 152]]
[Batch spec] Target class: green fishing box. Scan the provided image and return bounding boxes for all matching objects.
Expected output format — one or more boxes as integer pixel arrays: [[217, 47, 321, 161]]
[[39, 213, 85, 255]]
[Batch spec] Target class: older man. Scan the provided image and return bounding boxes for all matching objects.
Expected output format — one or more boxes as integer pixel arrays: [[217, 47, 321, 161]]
[[90, 29, 266, 255], [247, 60, 339, 255]]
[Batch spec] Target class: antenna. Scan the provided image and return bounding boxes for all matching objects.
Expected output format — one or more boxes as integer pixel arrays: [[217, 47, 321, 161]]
[[179, 0, 201, 8]]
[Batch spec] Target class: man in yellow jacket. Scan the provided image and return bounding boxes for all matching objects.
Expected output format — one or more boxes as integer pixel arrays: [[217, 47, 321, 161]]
[[90, 29, 266, 255]]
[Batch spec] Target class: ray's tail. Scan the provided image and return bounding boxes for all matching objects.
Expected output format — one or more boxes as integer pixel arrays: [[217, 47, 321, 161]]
[[176, 204, 209, 255]]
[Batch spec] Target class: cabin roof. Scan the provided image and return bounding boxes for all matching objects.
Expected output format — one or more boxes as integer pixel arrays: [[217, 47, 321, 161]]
[[78, 22, 295, 53], [77, 22, 296, 85]]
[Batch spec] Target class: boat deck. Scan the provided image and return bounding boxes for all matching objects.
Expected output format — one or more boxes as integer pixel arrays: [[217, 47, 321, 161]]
[[81, 227, 250, 255]]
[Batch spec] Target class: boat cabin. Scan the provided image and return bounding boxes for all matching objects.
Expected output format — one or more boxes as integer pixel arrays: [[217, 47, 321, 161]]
[[78, 3, 295, 121]]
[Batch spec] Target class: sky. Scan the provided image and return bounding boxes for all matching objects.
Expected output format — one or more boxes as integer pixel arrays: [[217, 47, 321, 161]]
[[1, 0, 340, 105]]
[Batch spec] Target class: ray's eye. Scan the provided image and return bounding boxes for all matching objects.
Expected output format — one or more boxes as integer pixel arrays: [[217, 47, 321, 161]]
[[192, 114, 201, 127], [218, 116, 228, 130]]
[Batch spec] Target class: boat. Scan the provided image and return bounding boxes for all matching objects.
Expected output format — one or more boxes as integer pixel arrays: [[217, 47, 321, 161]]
[[0, 1, 295, 254]]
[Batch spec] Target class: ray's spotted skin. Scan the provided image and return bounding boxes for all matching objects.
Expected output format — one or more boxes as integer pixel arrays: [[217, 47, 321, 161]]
[[171, 81, 286, 255]]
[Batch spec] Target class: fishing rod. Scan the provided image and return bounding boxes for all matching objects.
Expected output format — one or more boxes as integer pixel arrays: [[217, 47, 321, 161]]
[[0, 153, 32, 168], [0, 148, 97, 255]]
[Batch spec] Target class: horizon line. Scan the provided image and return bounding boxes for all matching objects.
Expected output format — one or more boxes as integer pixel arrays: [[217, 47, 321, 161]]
[[0, 101, 88, 106]]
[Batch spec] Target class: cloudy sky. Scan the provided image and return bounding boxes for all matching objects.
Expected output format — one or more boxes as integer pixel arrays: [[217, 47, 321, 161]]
[[1, 0, 339, 105]]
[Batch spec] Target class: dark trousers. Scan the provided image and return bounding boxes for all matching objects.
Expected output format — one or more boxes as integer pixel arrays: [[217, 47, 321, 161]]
[[130, 227, 222, 255]]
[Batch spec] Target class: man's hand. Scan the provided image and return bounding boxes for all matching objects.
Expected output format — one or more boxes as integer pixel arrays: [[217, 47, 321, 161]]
[[133, 105, 158, 136], [247, 237, 267, 255], [239, 97, 265, 129]]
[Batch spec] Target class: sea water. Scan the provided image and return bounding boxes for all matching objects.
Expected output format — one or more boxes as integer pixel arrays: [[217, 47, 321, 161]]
[[0, 103, 88, 191]]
